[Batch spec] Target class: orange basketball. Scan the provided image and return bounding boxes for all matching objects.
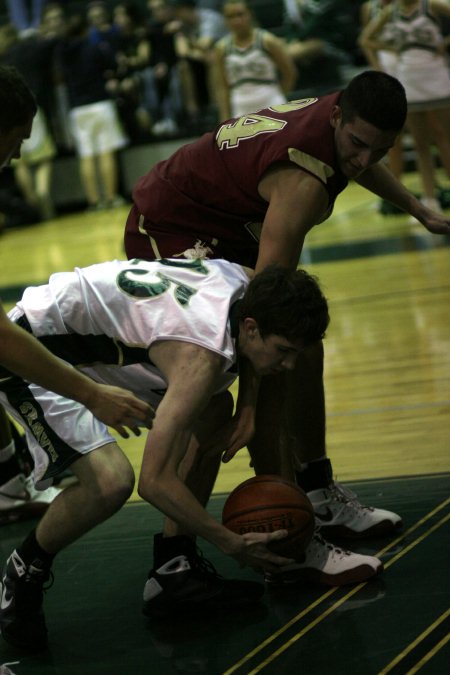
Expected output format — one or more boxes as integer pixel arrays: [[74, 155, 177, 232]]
[[222, 475, 315, 559]]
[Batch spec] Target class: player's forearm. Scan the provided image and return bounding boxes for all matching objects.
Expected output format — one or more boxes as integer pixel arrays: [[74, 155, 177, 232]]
[[0, 316, 92, 398], [356, 164, 421, 215], [235, 357, 260, 414], [149, 475, 240, 552]]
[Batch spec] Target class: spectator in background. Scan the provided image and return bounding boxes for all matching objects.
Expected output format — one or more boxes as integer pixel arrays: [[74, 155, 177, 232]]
[[359, 0, 450, 213], [172, 0, 226, 130], [360, 0, 406, 215], [0, 23, 56, 221], [215, 0, 296, 121], [145, 0, 183, 136], [54, 12, 128, 210], [282, 0, 359, 96], [39, 3, 74, 154], [5, 0, 46, 36], [86, 0, 120, 49], [106, 1, 152, 142]]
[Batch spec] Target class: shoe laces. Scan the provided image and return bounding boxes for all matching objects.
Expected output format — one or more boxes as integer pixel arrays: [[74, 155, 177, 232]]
[[190, 547, 222, 580], [25, 564, 54, 592], [312, 527, 350, 556], [329, 481, 373, 512]]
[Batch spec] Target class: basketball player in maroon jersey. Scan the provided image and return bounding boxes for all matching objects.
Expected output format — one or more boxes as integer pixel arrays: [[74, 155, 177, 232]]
[[124, 70, 450, 586]]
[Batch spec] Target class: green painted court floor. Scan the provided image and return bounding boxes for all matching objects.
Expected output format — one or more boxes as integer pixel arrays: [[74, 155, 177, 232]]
[[1, 474, 449, 675]]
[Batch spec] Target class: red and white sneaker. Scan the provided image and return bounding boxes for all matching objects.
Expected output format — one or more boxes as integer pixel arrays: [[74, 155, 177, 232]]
[[265, 528, 383, 587], [0, 474, 61, 525], [308, 482, 403, 538]]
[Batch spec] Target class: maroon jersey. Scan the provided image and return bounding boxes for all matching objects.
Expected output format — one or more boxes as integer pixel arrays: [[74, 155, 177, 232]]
[[125, 93, 348, 265]]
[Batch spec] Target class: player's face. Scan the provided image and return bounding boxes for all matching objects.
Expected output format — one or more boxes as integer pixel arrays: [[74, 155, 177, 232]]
[[240, 319, 303, 375], [331, 106, 398, 178], [0, 117, 33, 170]]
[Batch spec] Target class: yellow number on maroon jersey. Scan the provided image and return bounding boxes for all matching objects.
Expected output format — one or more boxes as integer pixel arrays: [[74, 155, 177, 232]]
[[215, 99, 318, 151], [216, 114, 286, 150], [268, 98, 318, 113]]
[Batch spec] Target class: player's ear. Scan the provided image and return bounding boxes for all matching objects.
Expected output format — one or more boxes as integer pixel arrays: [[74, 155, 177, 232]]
[[330, 105, 342, 129], [242, 317, 258, 338]]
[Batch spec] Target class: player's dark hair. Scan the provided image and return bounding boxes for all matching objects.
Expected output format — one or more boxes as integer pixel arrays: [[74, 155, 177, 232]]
[[239, 266, 329, 345], [0, 66, 37, 132], [339, 70, 407, 132]]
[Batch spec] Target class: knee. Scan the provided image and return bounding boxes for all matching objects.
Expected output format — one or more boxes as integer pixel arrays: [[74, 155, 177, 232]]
[[95, 458, 135, 512]]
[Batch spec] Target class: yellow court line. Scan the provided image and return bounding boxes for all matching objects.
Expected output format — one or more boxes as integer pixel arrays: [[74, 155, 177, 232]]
[[246, 512, 450, 675], [246, 584, 367, 675], [406, 630, 450, 675], [221, 497, 450, 675], [382, 511, 450, 571], [376, 496, 450, 561], [221, 587, 338, 675], [378, 608, 450, 674]]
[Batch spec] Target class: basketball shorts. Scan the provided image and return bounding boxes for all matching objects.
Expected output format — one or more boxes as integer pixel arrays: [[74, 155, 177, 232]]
[[0, 377, 115, 489], [70, 100, 128, 158], [124, 204, 259, 268]]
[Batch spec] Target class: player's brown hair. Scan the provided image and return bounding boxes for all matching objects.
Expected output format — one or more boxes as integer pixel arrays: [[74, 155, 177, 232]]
[[339, 70, 407, 132], [238, 266, 329, 345]]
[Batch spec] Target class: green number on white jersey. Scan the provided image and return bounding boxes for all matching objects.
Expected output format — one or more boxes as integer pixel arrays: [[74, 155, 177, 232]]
[[117, 258, 209, 307]]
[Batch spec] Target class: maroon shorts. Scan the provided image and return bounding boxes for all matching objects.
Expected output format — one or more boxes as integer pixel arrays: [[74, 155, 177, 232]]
[[124, 204, 259, 268]]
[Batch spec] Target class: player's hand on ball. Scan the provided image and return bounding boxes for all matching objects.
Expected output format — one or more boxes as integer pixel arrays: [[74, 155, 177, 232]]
[[235, 529, 295, 573]]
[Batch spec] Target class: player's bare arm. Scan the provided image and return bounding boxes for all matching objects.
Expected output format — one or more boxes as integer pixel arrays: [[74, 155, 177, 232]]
[[356, 163, 450, 235], [213, 40, 231, 121], [138, 340, 293, 572], [358, 5, 394, 64], [256, 165, 329, 272], [220, 355, 260, 463], [264, 33, 297, 94]]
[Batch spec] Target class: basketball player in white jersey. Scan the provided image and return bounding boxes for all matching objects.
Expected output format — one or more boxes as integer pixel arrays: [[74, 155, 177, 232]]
[[0, 257, 382, 652]]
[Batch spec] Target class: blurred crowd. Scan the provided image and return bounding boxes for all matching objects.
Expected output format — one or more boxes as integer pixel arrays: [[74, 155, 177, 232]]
[[9, 0, 450, 224]]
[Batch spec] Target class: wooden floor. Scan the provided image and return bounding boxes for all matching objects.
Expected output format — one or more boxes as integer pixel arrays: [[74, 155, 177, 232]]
[[0, 168, 448, 496], [0, 162, 449, 674]]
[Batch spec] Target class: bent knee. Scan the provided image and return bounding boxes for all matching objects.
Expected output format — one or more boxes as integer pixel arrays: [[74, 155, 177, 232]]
[[76, 445, 135, 508]]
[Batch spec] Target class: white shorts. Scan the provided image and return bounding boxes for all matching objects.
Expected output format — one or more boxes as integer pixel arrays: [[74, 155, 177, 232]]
[[231, 84, 287, 118], [69, 100, 128, 158], [398, 51, 450, 110], [0, 381, 115, 488], [15, 107, 56, 165]]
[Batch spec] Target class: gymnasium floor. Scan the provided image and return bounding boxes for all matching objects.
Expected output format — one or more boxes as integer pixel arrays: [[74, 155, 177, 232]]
[[0, 166, 449, 674]]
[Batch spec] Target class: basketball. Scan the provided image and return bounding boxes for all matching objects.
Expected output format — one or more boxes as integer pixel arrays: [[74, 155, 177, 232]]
[[222, 475, 315, 559]]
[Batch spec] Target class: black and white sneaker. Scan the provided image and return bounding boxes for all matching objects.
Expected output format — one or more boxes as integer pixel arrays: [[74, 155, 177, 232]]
[[143, 548, 264, 617], [0, 550, 51, 651]]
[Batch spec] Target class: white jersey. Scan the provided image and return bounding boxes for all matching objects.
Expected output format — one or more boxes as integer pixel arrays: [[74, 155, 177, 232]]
[[222, 29, 287, 117], [3, 258, 250, 485], [392, 0, 450, 106], [13, 257, 250, 404], [368, 0, 400, 76]]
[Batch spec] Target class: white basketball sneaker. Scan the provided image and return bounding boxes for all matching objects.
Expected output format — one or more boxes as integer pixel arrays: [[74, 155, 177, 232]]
[[266, 528, 383, 587], [308, 481, 403, 538], [0, 474, 61, 525]]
